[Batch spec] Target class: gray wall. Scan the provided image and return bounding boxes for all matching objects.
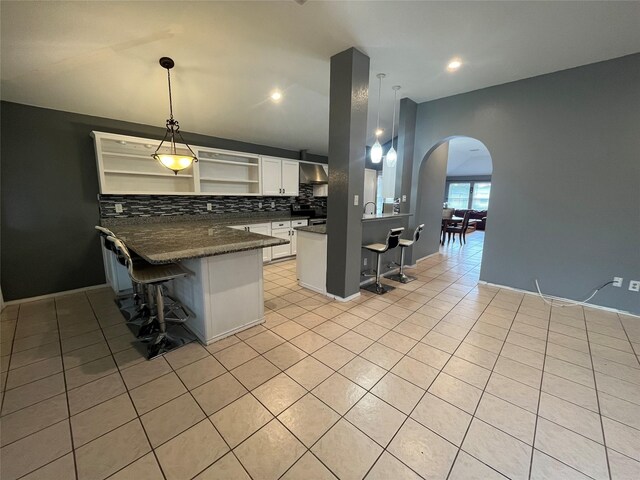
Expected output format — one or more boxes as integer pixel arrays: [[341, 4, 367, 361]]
[[0, 101, 326, 301], [410, 54, 640, 314]]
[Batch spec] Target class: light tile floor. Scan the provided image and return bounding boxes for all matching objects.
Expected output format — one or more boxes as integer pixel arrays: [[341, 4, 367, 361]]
[[1, 231, 639, 479]]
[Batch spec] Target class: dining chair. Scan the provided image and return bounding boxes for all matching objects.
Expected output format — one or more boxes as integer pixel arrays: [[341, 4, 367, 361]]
[[446, 210, 472, 245]]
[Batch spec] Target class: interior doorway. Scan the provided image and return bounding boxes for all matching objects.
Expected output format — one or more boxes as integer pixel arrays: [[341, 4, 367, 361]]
[[442, 137, 493, 248], [412, 136, 494, 272]]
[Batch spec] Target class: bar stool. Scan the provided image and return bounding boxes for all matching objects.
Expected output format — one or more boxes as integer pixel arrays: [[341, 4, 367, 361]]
[[362, 227, 404, 294], [95, 226, 147, 322], [389, 224, 424, 284], [107, 236, 193, 359]]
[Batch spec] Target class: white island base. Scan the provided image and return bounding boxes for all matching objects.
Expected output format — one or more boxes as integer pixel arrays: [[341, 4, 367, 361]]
[[171, 249, 264, 345], [296, 230, 328, 294]]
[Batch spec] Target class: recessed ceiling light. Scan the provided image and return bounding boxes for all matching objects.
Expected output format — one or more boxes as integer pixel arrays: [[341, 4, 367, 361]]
[[447, 58, 462, 72], [270, 90, 283, 102], [375, 128, 384, 137]]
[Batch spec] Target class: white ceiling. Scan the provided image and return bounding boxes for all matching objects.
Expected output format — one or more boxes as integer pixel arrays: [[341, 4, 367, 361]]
[[2, 1, 639, 156], [447, 137, 493, 177]]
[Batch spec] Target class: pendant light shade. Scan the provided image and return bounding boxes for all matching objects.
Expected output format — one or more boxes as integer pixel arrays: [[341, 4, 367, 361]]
[[152, 57, 198, 175], [370, 73, 385, 164], [371, 140, 383, 164], [385, 85, 401, 168]]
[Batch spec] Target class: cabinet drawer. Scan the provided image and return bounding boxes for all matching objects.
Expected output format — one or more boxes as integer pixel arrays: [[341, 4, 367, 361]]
[[271, 221, 291, 229], [292, 219, 308, 227]]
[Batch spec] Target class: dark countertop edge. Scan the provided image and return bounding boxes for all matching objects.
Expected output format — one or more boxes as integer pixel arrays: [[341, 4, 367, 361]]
[[361, 213, 413, 222], [102, 212, 310, 227], [137, 238, 290, 264], [295, 225, 327, 235]]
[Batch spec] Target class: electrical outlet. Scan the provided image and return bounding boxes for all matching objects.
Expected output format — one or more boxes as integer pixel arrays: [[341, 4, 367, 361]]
[[629, 280, 640, 292], [364, 258, 368, 266], [258, 202, 263, 209], [271, 201, 275, 208], [354, 194, 359, 206], [114, 203, 123, 213], [402, 195, 407, 202], [613, 277, 624, 287], [207, 203, 213, 211]]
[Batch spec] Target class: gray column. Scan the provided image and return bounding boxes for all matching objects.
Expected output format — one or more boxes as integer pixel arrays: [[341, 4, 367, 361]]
[[395, 97, 418, 214], [326, 47, 370, 299]]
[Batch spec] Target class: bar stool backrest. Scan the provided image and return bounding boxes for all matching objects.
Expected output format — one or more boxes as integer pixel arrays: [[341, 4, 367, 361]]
[[385, 227, 405, 252], [105, 235, 135, 278], [95, 226, 129, 267], [413, 224, 425, 243]]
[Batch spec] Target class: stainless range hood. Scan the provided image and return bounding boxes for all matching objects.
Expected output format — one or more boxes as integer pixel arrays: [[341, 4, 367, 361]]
[[299, 163, 328, 184]]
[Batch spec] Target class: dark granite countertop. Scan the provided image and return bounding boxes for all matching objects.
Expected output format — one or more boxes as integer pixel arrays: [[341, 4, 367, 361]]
[[105, 215, 296, 264], [295, 225, 327, 235], [362, 212, 413, 222], [102, 212, 309, 227]]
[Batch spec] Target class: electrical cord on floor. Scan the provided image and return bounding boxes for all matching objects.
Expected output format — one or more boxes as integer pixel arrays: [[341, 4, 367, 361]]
[[534, 279, 615, 308]]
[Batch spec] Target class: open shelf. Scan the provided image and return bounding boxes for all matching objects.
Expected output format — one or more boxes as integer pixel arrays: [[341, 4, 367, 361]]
[[104, 169, 193, 178], [198, 158, 259, 167], [200, 177, 258, 183]]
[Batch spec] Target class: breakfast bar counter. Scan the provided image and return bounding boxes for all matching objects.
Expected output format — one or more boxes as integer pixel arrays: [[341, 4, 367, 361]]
[[104, 214, 291, 345]]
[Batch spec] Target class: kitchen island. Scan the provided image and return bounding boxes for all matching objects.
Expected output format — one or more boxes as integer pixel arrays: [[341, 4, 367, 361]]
[[296, 212, 414, 295], [105, 214, 291, 344], [295, 224, 328, 294]]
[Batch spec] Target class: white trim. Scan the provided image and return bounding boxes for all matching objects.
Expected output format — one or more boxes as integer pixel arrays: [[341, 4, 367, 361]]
[[3, 284, 109, 306], [298, 281, 326, 296], [186, 318, 265, 346], [325, 291, 361, 302], [478, 281, 640, 318]]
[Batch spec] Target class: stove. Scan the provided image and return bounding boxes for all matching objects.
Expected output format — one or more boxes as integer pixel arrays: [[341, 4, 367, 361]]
[[291, 204, 327, 225]]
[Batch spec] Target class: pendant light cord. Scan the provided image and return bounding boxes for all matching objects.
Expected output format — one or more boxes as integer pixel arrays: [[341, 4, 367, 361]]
[[391, 88, 397, 149], [166, 68, 174, 121], [376, 74, 383, 132]]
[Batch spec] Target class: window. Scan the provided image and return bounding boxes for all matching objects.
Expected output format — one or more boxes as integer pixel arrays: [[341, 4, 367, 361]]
[[446, 180, 491, 210], [447, 183, 471, 210], [471, 182, 491, 210]]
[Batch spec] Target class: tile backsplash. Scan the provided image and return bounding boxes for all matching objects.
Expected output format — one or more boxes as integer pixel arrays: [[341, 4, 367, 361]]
[[99, 184, 326, 218]]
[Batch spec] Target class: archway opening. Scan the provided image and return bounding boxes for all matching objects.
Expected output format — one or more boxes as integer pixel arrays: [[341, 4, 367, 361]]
[[412, 136, 494, 276]]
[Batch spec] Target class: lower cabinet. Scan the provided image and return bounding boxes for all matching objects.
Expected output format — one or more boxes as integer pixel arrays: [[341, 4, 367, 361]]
[[229, 219, 308, 262]]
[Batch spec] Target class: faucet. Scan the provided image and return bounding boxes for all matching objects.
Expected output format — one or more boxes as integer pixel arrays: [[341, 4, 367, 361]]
[[363, 202, 376, 215]]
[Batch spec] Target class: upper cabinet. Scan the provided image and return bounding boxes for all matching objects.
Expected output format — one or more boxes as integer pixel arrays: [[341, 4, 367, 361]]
[[197, 147, 261, 195], [261, 157, 299, 196], [92, 131, 196, 195], [93, 131, 308, 197]]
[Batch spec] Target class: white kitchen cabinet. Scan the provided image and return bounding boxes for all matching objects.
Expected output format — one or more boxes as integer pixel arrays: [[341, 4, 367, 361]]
[[92, 131, 196, 195], [228, 223, 272, 262], [281, 160, 300, 196], [197, 147, 261, 196], [261, 157, 299, 196], [271, 228, 293, 259]]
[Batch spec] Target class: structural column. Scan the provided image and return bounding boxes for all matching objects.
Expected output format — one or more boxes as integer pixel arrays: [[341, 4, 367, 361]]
[[326, 47, 370, 299]]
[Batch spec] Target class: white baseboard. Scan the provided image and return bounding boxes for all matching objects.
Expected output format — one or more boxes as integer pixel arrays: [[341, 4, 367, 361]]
[[478, 280, 639, 318], [298, 281, 326, 296], [326, 291, 361, 302], [415, 251, 441, 263], [3, 284, 110, 307]]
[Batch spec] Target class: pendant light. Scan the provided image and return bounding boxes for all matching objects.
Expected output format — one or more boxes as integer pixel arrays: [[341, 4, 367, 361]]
[[152, 57, 198, 175], [370, 73, 385, 164], [385, 85, 401, 167]]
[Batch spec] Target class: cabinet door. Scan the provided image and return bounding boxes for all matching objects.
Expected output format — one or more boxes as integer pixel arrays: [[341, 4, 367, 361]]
[[290, 229, 297, 256], [281, 160, 299, 197], [261, 157, 282, 195], [248, 224, 272, 262], [271, 228, 292, 259]]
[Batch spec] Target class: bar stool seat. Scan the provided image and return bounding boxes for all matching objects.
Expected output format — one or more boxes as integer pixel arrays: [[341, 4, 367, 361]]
[[362, 227, 404, 295], [390, 224, 424, 284]]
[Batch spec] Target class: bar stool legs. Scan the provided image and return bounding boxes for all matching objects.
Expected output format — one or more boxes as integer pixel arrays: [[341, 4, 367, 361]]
[[389, 246, 415, 284], [147, 284, 192, 359]]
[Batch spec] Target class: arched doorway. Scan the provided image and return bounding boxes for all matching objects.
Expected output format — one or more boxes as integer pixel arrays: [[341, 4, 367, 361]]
[[411, 136, 494, 273]]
